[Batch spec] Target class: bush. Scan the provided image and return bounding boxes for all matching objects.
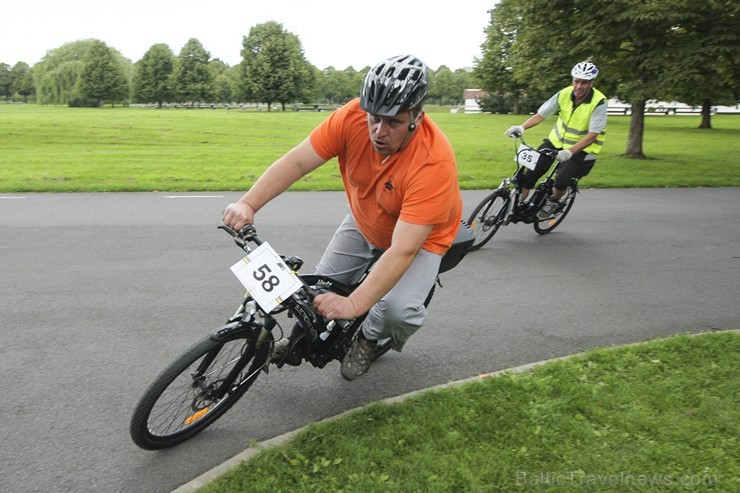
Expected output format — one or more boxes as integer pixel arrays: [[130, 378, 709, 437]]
[[478, 92, 546, 115], [68, 96, 99, 108]]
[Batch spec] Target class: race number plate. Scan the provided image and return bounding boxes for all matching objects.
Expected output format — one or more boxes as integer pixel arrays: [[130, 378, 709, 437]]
[[230, 242, 302, 313], [516, 144, 540, 170]]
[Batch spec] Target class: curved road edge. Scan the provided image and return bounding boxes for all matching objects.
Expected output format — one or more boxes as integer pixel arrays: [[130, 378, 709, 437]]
[[172, 328, 737, 492]]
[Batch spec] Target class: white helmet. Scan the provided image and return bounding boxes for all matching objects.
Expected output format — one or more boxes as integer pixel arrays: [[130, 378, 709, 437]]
[[571, 61, 599, 80]]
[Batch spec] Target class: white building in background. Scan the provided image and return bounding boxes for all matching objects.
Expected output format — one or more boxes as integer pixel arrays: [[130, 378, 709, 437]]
[[461, 89, 487, 113]]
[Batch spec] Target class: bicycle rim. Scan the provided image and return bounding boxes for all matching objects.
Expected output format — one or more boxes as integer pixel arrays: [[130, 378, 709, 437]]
[[130, 331, 270, 449], [467, 191, 509, 250], [534, 186, 577, 234]]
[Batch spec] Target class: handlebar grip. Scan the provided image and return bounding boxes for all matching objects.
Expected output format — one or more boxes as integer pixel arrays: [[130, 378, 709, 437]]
[[219, 224, 262, 249], [218, 224, 237, 237]]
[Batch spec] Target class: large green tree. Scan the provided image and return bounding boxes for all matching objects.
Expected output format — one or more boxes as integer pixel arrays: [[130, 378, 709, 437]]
[[316, 66, 364, 105], [34, 40, 96, 104], [659, 0, 740, 129], [80, 40, 129, 107], [171, 38, 213, 104], [8, 62, 34, 102], [209, 59, 239, 103], [0, 63, 10, 99], [239, 21, 314, 110], [474, 0, 542, 114], [429, 66, 458, 106], [33, 39, 130, 105], [133, 43, 175, 107], [478, 0, 737, 158]]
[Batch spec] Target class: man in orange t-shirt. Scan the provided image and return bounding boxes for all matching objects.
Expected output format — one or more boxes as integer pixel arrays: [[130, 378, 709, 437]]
[[223, 55, 462, 380]]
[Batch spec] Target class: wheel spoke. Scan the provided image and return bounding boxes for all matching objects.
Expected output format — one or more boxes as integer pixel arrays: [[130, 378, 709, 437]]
[[534, 186, 576, 234], [130, 332, 271, 449], [467, 191, 509, 250]]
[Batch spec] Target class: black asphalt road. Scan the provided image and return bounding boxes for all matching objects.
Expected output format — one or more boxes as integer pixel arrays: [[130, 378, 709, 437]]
[[1, 189, 738, 492]]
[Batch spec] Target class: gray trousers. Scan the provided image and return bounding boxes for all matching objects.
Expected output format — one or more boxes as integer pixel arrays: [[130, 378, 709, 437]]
[[315, 213, 442, 351]]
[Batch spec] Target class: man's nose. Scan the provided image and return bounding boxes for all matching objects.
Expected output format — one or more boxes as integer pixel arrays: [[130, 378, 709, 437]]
[[372, 120, 388, 135]]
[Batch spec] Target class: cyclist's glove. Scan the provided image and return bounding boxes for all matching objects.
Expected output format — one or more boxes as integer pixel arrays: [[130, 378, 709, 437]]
[[556, 149, 573, 162], [504, 125, 524, 138]]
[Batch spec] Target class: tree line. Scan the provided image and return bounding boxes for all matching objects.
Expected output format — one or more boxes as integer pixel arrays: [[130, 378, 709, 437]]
[[0, 21, 475, 110], [3, 2, 737, 159], [474, 0, 739, 157]]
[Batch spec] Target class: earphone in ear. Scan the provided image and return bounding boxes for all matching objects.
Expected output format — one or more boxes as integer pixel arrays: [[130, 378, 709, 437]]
[[408, 112, 421, 132]]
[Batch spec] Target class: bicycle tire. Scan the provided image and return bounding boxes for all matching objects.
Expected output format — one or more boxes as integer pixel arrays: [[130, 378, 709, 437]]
[[533, 184, 577, 234], [129, 327, 272, 450], [466, 190, 510, 251]]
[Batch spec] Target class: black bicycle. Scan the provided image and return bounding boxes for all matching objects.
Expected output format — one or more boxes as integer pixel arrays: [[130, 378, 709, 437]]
[[466, 135, 591, 250], [130, 222, 474, 450]]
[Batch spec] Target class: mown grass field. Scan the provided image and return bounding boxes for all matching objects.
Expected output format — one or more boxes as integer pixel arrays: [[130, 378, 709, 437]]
[[198, 331, 738, 493], [1, 104, 739, 192]]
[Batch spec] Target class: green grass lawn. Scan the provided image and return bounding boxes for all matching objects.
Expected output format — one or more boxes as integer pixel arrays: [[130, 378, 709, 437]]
[[197, 331, 738, 492], [1, 105, 739, 192], [3, 105, 737, 491]]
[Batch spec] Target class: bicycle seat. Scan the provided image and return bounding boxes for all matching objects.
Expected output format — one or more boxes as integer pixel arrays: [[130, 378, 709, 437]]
[[439, 221, 475, 273]]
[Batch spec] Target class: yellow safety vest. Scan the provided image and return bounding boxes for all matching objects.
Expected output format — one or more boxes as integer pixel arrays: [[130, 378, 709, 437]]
[[548, 87, 607, 154]]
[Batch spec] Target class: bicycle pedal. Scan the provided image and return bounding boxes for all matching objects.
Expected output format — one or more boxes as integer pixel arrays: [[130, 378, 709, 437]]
[[283, 338, 305, 367]]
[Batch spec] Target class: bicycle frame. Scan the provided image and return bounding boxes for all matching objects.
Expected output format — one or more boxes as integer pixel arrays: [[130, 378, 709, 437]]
[[216, 225, 356, 370], [218, 222, 474, 370], [466, 136, 584, 250], [129, 222, 474, 450], [485, 139, 562, 226]]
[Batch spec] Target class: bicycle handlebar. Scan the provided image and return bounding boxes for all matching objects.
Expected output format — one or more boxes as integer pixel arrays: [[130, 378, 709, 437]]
[[511, 134, 559, 160], [219, 224, 307, 295], [218, 224, 264, 251]]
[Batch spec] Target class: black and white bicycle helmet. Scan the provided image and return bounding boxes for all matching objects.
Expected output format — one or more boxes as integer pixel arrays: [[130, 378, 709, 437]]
[[360, 55, 429, 116], [571, 61, 599, 80]]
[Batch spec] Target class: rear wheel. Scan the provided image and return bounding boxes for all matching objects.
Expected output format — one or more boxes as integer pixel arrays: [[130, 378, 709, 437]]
[[466, 190, 510, 251], [534, 184, 577, 234], [129, 327, 272, 450]]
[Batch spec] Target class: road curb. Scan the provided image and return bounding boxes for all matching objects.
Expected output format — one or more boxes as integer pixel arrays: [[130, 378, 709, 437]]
[[172, 330, 733, 492]]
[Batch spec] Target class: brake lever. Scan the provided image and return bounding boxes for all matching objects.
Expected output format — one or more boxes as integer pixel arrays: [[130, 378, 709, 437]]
[[218, 225, 248, 251]]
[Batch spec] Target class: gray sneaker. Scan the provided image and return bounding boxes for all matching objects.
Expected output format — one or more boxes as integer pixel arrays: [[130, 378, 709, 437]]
[[341, 332, 377, 381], [271, 337, 302, 366], [271, 337, 290, 363], [537, 198, 559, 220]]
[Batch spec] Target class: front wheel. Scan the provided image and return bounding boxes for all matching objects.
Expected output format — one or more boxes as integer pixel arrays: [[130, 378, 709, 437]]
[[534, 184, 577, 234], [466, 190, 510, 251], [129, 327, 272, 450]]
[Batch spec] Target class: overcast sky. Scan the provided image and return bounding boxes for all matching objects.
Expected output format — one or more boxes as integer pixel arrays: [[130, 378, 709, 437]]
[[2, 0, 494, 70]]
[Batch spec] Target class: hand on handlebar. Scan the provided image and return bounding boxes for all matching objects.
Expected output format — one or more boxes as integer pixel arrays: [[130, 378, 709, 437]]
[[504, 125, 524, 138], [222, 201, 255, 231], [555, 149, 573, 162], [313, 293, 359, 321]]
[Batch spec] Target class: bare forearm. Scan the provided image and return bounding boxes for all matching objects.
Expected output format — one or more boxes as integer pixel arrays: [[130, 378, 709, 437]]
[[239, 158, 304, 211], [522, 113, 545, 130]]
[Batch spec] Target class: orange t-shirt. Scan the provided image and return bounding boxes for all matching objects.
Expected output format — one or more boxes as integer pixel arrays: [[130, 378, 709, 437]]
[[310, 98, 462, 254]]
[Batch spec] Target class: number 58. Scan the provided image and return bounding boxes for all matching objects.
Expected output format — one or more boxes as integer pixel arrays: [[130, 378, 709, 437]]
[[253, 264, 280, 292]]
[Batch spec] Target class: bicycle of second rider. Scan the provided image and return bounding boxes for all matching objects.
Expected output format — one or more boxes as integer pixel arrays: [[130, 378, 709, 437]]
[[466, 134, 589, 251]]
